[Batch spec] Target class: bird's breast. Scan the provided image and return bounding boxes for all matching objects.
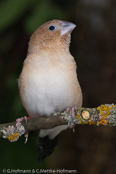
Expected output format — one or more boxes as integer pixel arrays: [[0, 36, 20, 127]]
[[19, 53, 82, 117]]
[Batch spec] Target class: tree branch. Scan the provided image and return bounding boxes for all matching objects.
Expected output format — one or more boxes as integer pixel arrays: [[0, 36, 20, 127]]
[[0, 104, 116, 142]]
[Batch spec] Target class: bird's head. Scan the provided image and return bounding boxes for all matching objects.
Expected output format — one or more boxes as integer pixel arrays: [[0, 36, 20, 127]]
[[28, 19, 76, 54]]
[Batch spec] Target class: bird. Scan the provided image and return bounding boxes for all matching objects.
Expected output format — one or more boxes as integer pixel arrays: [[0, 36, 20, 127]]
[[18, 19, 82, 161]]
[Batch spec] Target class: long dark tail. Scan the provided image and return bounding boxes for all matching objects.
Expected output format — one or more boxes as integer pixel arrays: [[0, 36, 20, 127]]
[[38, 135, 58, 161]]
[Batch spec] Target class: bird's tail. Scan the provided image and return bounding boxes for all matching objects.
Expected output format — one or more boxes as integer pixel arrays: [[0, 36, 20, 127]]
[[38, 135, 58, 161]]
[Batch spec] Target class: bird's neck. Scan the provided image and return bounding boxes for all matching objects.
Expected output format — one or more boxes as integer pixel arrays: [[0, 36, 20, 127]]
[[28, 34, 71, 55]]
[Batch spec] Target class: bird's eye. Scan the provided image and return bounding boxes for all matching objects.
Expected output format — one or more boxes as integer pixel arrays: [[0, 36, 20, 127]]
[[48, 25, 56, 31]]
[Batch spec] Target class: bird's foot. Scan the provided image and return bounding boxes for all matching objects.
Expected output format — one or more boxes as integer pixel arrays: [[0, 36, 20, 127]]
[[16, 116, 29, 127], [16, 116, 30, 143], [66, 107, 77, 132], [66, 107, 77, 118]]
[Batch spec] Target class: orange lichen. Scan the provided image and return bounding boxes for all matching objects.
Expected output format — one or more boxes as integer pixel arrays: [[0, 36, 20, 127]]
[[97, 105, 112, 116], [97, 105, 112, 114], [8, 133, 19, 141], [76, 113, 82, 123], [89, 120, 96, 125], [97, 117, 108, 125], [97, 104, 112, 125]]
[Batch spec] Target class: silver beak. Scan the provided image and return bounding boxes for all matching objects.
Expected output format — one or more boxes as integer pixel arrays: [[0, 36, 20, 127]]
[[61, 21, 76, 36]]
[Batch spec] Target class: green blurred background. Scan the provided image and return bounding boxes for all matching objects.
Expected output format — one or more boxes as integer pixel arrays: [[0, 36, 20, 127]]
[[0, 0, 116, 173]]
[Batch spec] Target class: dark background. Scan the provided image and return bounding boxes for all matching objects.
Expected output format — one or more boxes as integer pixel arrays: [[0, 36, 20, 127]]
[[0, 0, 116, 173]]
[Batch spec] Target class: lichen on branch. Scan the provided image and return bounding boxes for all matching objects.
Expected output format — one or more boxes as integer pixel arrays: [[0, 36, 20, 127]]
[[0, 104, 116, 142], [75, 104, 116, 126]]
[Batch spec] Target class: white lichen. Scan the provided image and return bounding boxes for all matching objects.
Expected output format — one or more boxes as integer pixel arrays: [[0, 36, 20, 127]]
[[1, 123, 26, 142]]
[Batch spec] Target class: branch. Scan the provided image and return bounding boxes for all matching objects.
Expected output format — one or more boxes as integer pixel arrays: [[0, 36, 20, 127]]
[[0, 104, 116, 142]]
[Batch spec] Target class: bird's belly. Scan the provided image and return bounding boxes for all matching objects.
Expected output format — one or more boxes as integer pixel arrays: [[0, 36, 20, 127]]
[[20, 68, 80, 117]]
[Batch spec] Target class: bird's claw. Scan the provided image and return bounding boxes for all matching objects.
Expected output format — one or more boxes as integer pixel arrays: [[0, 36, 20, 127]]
[[66, 107, 77, 131], [16, 116, 28, 127], [24, 131, 29, 144], [16, 116, 29, 143]]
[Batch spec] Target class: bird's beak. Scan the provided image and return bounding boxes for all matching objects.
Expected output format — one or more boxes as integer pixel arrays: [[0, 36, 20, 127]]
[[61, 21, 76, 36]]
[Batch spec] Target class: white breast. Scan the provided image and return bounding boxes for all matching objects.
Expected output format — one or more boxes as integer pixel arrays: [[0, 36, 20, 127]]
[[19, 52, 82, 117]]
